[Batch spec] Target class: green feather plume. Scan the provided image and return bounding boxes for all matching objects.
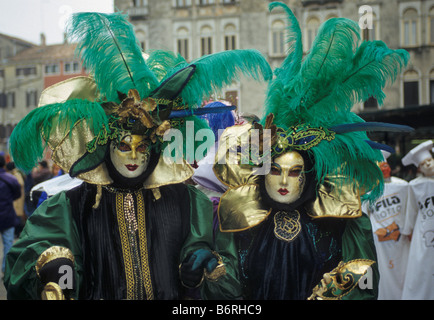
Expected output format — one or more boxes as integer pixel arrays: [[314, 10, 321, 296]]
[[160, 49, 273, 109], [262, 2, 409, 203], [269, 1, 303, 79], [67, 12, 159, 102], [9, 99, 108, 172], [145, 50, 187, 82]]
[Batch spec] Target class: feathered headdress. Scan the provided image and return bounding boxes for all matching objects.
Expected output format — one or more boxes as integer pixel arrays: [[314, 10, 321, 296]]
[[9, 12, 272, 185], [258, 2, 412, 203]]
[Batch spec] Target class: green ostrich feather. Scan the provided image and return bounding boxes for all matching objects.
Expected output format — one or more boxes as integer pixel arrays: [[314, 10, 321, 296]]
[[11, 12, 272, 176], [262, 2, 409, 203], [67, 12, 159, 102], [9, 99, 108, 172], [157, 49, 273, 109]]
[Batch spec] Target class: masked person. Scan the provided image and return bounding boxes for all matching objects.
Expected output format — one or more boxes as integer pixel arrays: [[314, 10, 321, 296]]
[[363, 151, 411, 300], [213, 2, 412, 300], [401, 140, 434, 300], [3, 12, 272, 300]]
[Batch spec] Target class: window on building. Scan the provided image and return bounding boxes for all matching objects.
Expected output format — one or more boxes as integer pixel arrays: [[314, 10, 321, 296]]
[[402, 8, 418, 47], [201, 37, 212, 56], [271, 19, 285, 56], [224, 23, 237, 51], [136, 30, 147, 51], [222, 0, 237, 4], [132, 0, 147, 6], [45, 64, 59, 75], [404, 82, 419, 106], [403, 70, 419, 107], [0, 69, 4, 78], [430, 80, 434, 104], [429, 7, 434, 45], [6, 124, 13, 139], [0, 93, 5, 108], [26, 90, 38, 107], [16, 66, 37, 77], [6, 92, 15, 108], [176, 27, 190, 60], [200, 25, 213, 56], [429, 69, 434, 104], [64, 61, 81, 74], [0, 125, 5, 141], [364, 96, 378, 110], [177, 39, 189, 60], [306, 16, 320, 52], [175, 0, 191, 7], [199, 0, 214, 5], [224, 35, 236, 50]]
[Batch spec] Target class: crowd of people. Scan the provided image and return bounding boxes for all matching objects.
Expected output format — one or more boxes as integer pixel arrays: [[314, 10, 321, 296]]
[[0, 156, 56, 276]]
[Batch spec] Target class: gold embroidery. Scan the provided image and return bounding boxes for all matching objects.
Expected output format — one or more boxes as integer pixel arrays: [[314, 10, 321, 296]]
[[36, 246, 75, 277], [116, 191, 154, 300], [308, 259, 375, 300], [41, 282, 66, 300], [116, 193, 135, 299], [204, 251, 227, 281], [273, 210, 302, 242], [136, 191, 154, 300]]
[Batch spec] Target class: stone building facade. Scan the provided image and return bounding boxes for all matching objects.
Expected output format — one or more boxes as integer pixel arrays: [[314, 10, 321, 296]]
[[0, 34, 86, 152], [113, 0, 434, 157]]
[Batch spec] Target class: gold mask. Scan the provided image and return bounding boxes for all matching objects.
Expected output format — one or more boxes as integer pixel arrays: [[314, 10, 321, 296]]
[[265, 151, 306, 204], [110, 133, 151, 179]]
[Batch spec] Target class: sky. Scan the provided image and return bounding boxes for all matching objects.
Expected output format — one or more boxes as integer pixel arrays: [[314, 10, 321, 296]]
[[0, 0, 114, 45]]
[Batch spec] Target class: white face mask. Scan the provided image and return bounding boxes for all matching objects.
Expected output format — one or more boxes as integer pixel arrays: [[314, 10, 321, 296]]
[[420, 157, 434, 177], [110, 134, 151, 179], [265, 151, 306, 204]]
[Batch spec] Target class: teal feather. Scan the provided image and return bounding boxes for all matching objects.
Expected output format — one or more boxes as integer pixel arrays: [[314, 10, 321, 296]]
[[260, 2, 409, 204], [338, 41, 410, 106], [9, 99, 108, 172], [146, 50, 187, 82], [161, 49, 273, 109], [67, 12, 159, 102], [269, 2, 303, 79]]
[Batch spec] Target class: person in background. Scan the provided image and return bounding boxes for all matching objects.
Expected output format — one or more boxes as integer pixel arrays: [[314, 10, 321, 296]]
[[0, 155, 21, 276], [31, 160, 52, 186], [5, 162, 26, 236]]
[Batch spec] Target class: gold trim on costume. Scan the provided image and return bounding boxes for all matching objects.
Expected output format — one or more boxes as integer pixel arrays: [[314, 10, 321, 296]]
[[35, 246, 75, 278], [273, 210, 301, 242], [116, 193, 136, 299], [116, 192, 154, 300], [308, 259, 375, 300], [136, 191, 154, 300], [41, 282, 66, 300], [204, 251, 227, 281]]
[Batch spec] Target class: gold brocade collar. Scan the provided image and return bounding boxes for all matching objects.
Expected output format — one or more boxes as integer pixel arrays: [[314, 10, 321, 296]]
[[217, 177, 362, 233]]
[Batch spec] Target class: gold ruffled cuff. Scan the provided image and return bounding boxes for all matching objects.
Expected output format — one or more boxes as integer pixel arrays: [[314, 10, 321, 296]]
[[204, 251, 227, 282], [35, 246, 75, 278], [41, 282, 67, 300]]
